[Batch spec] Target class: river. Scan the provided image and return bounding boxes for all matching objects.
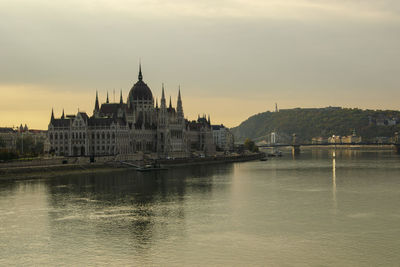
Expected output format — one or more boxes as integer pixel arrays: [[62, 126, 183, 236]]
[[1, 148, 399, 266]]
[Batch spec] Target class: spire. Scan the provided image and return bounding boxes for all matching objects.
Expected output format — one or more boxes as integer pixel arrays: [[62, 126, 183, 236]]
[[120, 90, 123, 104], [177, 86, 183, 120], [94, 91, 99, 111], [161, 83, 165, 99], [178, 85, 181, 101], [156, 98, 159, 109], [51, 108, 54, 121], [138, 61, 143, 81], [169, 96, 172, 109], [61, 109, 65, 119], [208, 114, 211, 125], [106, 91, 109, 103], [161, 83, 166, 109]]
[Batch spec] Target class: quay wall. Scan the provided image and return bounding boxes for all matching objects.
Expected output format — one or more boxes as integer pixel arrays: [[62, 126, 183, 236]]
[[0, 152, 265, 178], [156, 152, 265, 167]]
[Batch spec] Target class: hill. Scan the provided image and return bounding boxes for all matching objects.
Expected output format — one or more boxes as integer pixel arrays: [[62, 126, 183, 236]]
[[230, 107, 400, 143]]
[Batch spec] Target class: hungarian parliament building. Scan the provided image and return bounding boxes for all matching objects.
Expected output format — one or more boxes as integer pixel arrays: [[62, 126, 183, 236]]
[[47, 66, 220, 158]]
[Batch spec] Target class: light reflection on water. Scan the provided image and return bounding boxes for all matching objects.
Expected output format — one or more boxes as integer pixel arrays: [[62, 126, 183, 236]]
[[1, 149, 400, 266]]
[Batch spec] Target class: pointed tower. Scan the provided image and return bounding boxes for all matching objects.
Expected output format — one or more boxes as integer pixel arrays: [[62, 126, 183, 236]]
[[106, 91, 109, 103], [120, 90, 123, 104], [158, 84, 167, 126], [61, 109, 65, 119], [94, 91, 100, 117], [161, 84, 166, 109], [169, 96, 172, 109], [51, 108, 55, 122], [138, 62, 143, 81], [177, 86, 184, 123], [156, 98, 159, 109], [207, 114, 211, 125]]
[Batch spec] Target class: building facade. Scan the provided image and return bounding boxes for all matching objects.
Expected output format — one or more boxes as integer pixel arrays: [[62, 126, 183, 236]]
[[48, 66, 216, 157], [212, 124, 234, 151]]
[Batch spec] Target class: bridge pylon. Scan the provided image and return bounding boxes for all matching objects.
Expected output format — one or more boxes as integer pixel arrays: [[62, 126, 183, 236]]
[[292, 133, 301, 155]]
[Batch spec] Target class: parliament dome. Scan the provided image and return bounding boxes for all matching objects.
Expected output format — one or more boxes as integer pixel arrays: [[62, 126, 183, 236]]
[[127, 66, 153, 107]]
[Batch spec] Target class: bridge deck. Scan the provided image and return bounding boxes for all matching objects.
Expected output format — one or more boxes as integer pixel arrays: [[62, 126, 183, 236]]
[[259, 143, 396, 148]]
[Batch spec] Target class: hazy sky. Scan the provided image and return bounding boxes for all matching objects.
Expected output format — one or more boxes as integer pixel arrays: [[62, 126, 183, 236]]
[[1, 0, 400, 129]]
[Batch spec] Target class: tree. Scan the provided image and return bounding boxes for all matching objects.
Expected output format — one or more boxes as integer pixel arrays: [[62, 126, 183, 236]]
[[244, 138, 259, 152], [15, 136, 44, 156]]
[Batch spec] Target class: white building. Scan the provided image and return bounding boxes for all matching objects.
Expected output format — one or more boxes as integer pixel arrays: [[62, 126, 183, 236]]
[[212, 124, 234, 151]]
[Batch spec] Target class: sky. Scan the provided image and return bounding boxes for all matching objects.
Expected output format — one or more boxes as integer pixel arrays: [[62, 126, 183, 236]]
[[1, 0, 400, 129]]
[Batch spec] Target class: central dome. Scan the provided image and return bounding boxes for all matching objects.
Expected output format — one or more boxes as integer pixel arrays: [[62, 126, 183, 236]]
[[128, 80, 153, 101], [127, 66, 153, 108]]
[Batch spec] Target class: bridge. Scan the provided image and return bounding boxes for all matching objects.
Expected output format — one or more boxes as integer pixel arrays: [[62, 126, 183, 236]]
[[258, 133, 400, 154]]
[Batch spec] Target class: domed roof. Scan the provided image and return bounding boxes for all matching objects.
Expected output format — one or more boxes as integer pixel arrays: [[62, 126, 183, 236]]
[[128, 80, 153, 100], [127, 66, 153, 107]]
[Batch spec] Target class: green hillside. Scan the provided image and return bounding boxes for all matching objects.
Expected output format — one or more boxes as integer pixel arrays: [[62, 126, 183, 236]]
[[231, 107, 400, 143]]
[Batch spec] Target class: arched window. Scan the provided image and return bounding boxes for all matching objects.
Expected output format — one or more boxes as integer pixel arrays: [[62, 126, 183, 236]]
[[50, 133, 53, 139], [97, 132, 100, 139], [102, 132, 105, 139], [107, 133, 110, 139], [55, 133, 58, 139]]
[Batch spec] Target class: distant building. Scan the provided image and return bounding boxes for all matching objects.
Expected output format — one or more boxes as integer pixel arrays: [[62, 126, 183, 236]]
[[341, 135, 362, 144], [328, 130, 362, 144], [311, 137, 328, 144], [387, 118, 397, 126], [48, 66, 216, 157], [212, 124, 234, 151], [0, 127, 17, 150], [371, 115, 398, 126], [328, 135, 341, 144], [0, 126, 48, 154]]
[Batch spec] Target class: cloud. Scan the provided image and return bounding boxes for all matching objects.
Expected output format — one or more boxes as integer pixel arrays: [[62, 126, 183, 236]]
[[1, 0, 400, 128], [1, 0, 400, 22]]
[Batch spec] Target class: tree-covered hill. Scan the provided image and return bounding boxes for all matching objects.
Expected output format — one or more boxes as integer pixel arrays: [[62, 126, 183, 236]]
[[230, 107, 400, 143]]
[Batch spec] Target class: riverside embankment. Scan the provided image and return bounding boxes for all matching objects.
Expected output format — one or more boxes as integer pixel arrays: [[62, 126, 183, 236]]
[[0, 152, 266, 180]]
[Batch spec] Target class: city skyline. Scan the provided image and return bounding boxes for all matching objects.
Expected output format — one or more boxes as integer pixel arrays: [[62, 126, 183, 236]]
[[1, 0, 400, 129]]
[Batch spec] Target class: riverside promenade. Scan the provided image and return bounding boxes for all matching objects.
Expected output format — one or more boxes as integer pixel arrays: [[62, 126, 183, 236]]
[[0, 152, 266, 179]]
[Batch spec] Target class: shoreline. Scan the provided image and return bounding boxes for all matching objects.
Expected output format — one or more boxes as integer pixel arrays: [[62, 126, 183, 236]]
[[0, 152, 265, 181]]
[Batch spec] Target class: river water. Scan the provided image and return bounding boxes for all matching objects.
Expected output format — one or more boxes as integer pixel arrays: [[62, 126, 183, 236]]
[[1, 149, 400, 266]]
